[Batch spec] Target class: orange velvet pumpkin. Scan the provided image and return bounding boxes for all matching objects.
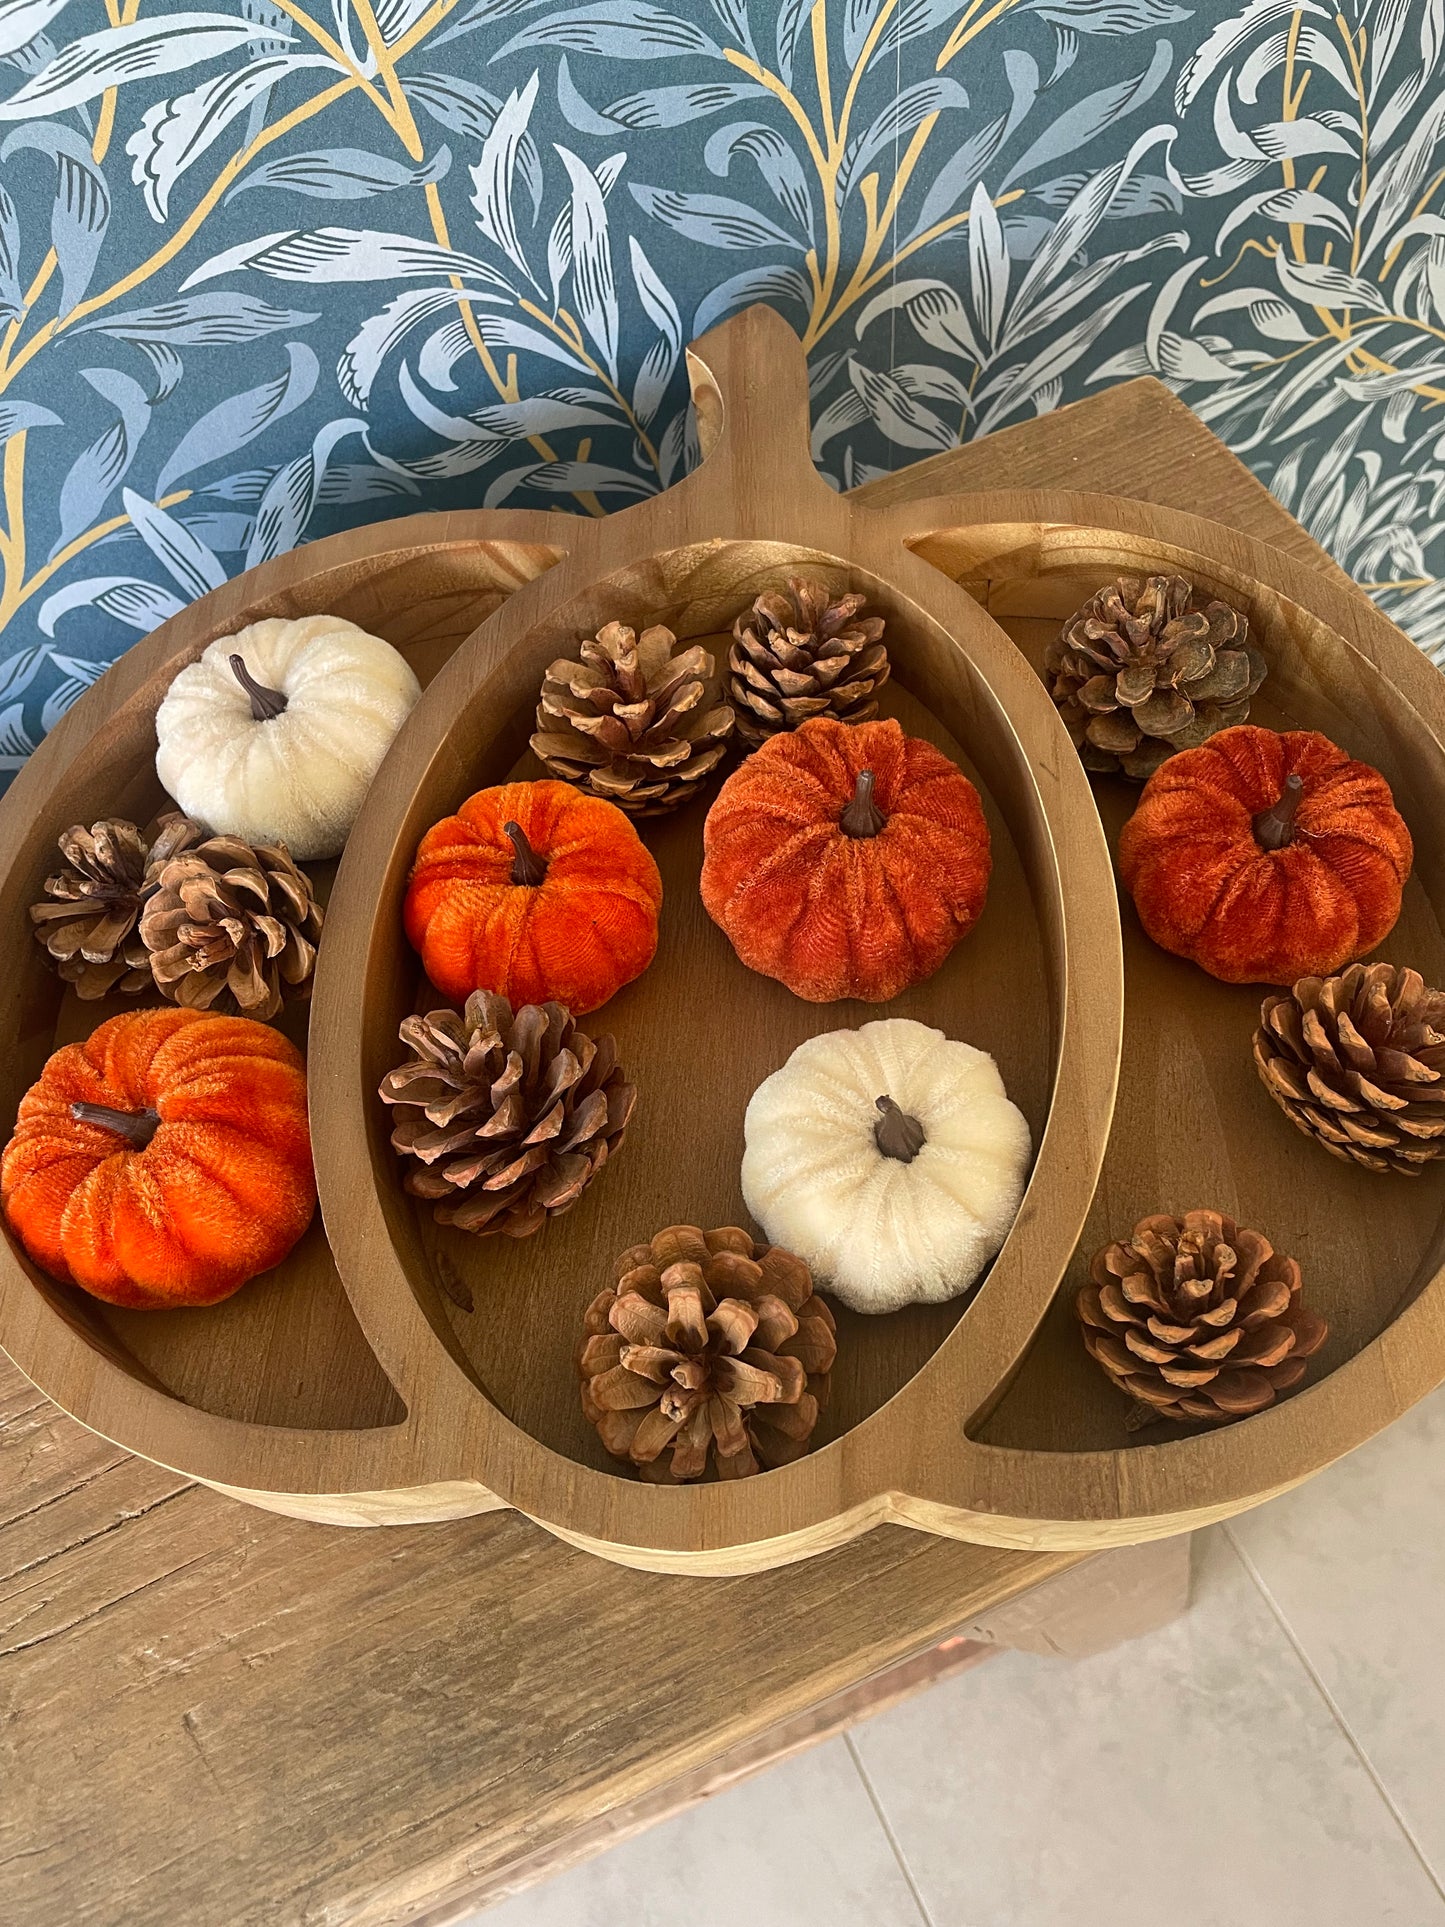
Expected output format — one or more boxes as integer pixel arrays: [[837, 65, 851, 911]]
[[700, 716, 991, 1003], [1118, 724, 1413, 984], [1, 1007, 316, 1309], [404, 779, 663, 1014]]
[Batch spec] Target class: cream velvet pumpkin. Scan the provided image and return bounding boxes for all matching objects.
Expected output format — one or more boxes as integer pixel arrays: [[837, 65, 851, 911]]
[[741, 1018, 1032, 1314], [155, 616, 422, 861]]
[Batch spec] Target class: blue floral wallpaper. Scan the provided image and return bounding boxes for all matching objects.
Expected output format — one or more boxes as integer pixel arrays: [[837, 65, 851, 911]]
[[1, 0, 1443, 776]]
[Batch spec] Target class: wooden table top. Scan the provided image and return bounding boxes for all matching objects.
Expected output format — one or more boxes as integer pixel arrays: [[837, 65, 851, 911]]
[[0, 377, 1342, 1927]]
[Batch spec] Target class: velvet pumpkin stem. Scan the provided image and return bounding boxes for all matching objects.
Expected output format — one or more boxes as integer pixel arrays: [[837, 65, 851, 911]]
[[503, 820, 548, 886], [1253, 773, 1305, 851], [69, 1101, 161, 1150], [840, 769, 886, 839], [874, 1095, 926, 1163], [229, 654, 288, 722]]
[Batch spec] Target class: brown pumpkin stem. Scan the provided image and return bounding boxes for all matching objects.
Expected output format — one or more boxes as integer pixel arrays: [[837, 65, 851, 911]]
[[70, 1101, 161, 1150], [229, 653, 288, 722], [503, 820, 548, 886], [840, 769, 886, 839], [874, 1095, 926, 1163], [1253, 773, 1305, 851]]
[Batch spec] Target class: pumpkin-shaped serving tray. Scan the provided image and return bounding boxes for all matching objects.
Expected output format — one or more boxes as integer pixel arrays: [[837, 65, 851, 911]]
[[3, 309, 1445, 1574]]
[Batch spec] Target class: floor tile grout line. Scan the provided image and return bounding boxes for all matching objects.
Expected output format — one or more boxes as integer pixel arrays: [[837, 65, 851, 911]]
[[843, 1729, 939, 1927], [1223, 1522, 1445, 1908]]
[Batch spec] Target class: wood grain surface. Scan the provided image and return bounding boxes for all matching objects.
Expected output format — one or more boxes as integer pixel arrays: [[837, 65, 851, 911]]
[[0, 532, 567, 1439], [0, 1349, 1074, 1927], [419, 680, 1051, 1471], [6, 317, 1445, 1571], [309, 311, 1123, 1570], [0, 374, 1324, 1927], [451, 1538, 1191, 1923], [967, 576, 1445, 1456], [0, 309, 1128, 1568]]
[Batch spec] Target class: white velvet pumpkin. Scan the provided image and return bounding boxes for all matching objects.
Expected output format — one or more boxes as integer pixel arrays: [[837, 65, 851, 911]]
[[741, 1018, 1032, 1314], [155, 616, 421, 860]]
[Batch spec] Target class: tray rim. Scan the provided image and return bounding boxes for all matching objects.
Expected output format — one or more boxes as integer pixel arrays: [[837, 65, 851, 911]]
[[0, 505, 576, 1513], [0, 311, 1127, 1562], [5, 490, 1444, 1558], [4, 321, 1443, 1566], [873, 488, 1445, 1548], [308, 310, 1126, 1565]]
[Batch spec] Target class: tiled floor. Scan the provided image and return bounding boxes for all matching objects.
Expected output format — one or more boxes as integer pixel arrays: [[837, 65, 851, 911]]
[[476, 1383, 1445, 1927]]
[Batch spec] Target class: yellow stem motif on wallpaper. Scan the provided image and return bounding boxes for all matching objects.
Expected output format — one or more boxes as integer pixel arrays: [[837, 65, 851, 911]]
[[3, 0, 1441, 645], [1266, 12, 1445, 399], [1216, 6, 1445, 593], [0, 0, 1039, 631], [725, 0, 1025, 352]]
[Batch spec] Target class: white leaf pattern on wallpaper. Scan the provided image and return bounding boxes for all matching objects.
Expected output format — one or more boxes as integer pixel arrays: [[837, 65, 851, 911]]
[[468, 72, 541, 285], [128, 56, 342, 221], [3, 0, 1445, 759], [555, 144, 621, 379], [71, 291, 320, 342], [38, 577, 186, 636], [0, 182, 22, 316], [338, 287, 477, 404], [0, 124, 110, 317], [225, 144, 453, 203], [0, 0, 74, 62], [155, 341, 318, 493], [121, 488, 228, 598], [0, 400, 62, 444], [0, 14, 299, 119], [493, 4, 722, 62], [180, 226, 513, 288]]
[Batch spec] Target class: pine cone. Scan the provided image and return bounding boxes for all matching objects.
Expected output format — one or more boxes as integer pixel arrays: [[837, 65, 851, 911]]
[[579, 1224, 837, 1481], [1077, 1210, 1327, 1425], [728, 577, 889, 746], [1254, 964, 1445, 1174], [379, 992, 635, 1238], [30, 818, 154, 998], [530, 620, 735, 816], [1045, 574, 1265, 780], [138, 816, 322, 1022]]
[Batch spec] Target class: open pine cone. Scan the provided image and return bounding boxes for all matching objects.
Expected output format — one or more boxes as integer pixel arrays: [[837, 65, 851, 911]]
[[30, 818, 154, 998], [1077, 1210, 1327, 1425], [380, 993, 635, 1238], [579, 1225, 837, 1481], [1255, 964, 1445, 1175], [1045, 574, 1265, 780], [138, 816, 322, 1022], [728, 578, 889, 746], [530, 620, 735, 815]]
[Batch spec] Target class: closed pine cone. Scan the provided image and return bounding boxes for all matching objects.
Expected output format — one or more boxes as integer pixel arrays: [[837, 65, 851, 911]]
[[1045, 574, 1265, 780], [579, 1224, 837, 1481], [138, 815, 322, 1022], [30, 818, 153, 998], [1255, 964, 1445, 1174], [530, 620, 735, 815], [380, 993, 635, 1238], [729, 577, 889, 746], [1077, 1209, 1327, 1424]]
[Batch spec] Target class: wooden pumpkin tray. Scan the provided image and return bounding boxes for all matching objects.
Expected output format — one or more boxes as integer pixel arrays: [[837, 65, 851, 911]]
[[4, 308, 1445, 1574]]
